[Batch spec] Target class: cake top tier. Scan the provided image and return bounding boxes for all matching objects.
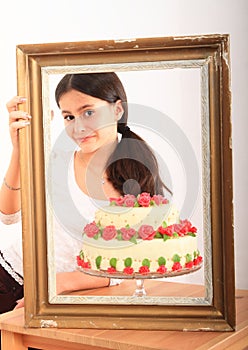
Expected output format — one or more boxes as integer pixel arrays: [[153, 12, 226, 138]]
[[109, 192, 169, 208]]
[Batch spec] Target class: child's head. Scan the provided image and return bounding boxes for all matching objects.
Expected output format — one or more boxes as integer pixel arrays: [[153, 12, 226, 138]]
[[55, 72, 128, 132]]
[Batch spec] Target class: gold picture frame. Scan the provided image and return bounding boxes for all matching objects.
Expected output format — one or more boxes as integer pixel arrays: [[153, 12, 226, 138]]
[[17, 34, 235, 330]]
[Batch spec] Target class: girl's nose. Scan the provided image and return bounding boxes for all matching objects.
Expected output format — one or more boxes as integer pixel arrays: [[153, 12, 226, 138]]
[[74, 115, 85, 132]]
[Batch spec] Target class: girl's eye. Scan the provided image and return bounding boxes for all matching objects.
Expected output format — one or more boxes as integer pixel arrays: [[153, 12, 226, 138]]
[[84, 110, 95, 118], [64, 115, 75, 121]]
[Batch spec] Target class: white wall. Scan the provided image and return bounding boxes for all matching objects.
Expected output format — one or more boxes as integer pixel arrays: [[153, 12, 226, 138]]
[[0, 0, 247, 289]]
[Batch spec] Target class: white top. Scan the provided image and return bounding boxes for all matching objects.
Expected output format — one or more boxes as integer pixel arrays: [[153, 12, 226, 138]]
[[0, 150, 120, 286]]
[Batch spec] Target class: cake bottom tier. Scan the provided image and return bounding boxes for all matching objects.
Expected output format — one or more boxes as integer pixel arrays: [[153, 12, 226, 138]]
[[79, 236, 200, 274]]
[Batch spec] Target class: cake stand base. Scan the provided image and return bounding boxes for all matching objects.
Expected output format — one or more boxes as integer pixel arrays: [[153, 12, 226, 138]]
[[134, 279, 146, 297]]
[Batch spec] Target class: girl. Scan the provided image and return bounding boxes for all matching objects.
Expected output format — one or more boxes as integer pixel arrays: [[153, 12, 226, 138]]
[[0, 72, 170, 314]]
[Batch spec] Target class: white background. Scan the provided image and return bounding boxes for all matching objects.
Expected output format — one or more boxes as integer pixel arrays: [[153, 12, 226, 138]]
[[0, 0, 247, 289]]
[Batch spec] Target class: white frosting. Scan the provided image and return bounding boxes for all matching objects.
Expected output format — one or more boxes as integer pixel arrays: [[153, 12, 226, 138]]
[[95, 203, 179, 229], [82, 235, 198, 272]]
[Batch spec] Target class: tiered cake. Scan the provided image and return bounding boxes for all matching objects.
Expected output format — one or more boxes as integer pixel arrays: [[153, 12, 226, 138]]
[[77, 193, 202, 276]]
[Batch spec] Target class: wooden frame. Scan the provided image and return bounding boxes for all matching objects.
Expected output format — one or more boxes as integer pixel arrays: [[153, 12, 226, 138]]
[[16, 34, 235, 330]]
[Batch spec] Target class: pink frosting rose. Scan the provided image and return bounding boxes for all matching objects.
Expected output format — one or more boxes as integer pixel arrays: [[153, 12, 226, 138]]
[[109, 196, 125, 206], [137, 192, 151, 207], [120, 227, 136, 240], [102, 225, 117, 240], [151, 194, 168, 205], [84, 222, 99, 238], [138, 224, 156, 240], [174, 219, 197, 236], [157, 224, 175, 237], [123, 194, 137, 207]]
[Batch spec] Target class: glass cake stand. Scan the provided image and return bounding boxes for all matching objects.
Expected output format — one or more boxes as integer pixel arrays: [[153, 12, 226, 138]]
[[78, 263, 202, 297]]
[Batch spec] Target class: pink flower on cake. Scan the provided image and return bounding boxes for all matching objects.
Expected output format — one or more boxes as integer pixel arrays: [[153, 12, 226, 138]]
[[137, 192, 151, 207], [102, 225, 117, 240], [120, 227, 136, 240], [123, 266, 134, 274], [193, 250, 202, 265], [76, 255, 82, 266], [139, 265, 150, 274], [84, 222, 99, 238], [185, 253, 193, 269], [138, 225, 156, 240], [172, 262, 182, 271], [157, 265, 167, 274], [123, 194, 137, 207], [189, 225, 197, 233], [172, 254, 182, 271], [185, 261, 194, 269], [76, 256, 91, 269], [157, 224, 174, 237], [109, 196, 125, 206], [107, 266, 117, 273], [175, 219, 197, 236], [193, 255, 203, 265], [82, 261, 91, 268], [151, 194, 168, 205], [173, 223, 186, 236]]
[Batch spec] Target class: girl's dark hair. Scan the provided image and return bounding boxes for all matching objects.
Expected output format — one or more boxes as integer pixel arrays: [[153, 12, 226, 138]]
[[55, 73, 171, 197]]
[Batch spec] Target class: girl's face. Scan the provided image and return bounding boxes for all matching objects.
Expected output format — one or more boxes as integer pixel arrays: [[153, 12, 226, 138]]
[[59, 89, 123, 155]]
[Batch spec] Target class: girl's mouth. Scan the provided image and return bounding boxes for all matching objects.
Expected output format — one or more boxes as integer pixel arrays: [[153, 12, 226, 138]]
[[77, 135, 94, 144]]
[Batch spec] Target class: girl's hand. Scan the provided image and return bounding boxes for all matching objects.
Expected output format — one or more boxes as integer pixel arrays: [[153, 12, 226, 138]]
[[6, 96, 31, 150], [14, 297, 24, 309]]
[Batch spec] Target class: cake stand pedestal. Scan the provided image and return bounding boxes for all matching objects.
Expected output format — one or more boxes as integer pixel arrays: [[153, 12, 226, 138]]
[[134, 279, 146, 296], [79, 263, 202, 297]]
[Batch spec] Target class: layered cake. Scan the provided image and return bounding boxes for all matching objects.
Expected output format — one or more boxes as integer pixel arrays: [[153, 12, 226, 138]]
[[77, 193, 202, 276]]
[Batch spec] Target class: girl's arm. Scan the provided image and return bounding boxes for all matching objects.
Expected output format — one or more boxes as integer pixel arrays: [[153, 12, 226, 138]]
[[14, 272, 110, 310], [56, 271, 109, 294], [0, 96, 31, 215]]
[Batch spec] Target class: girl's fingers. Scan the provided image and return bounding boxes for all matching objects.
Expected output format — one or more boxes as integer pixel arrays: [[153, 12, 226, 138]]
[[10, 120, 30, 131], [14, 297, 25, 309], [7, 97, 31, 131], [9, 111, 32, 124], [6, 96, 27, 113]]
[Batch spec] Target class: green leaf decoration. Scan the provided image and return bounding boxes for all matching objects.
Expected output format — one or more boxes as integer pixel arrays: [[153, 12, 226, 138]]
[[187, 232, 196, 237], [154, 232, 163, 238], [95, 256, 102, 269], [124, 257, 132, 267], [79, 250, 84, 260], [93, 232, 101, 240], [117, 231, 123, 240], [142, 258, 150, 267], [163, 235, 170, 241], [185, 253, 192, 263], [110, 257, 117, 268], [194, 249, 200, 258], [130, 236, 137, 244], [162, 221, 167, 228], [173, 232, 179, 238], [172, 254, 181, 263], [158, 256, 166, 266]]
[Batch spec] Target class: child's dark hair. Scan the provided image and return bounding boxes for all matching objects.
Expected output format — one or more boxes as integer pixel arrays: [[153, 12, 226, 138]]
[[55, 72, 171, 196]]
